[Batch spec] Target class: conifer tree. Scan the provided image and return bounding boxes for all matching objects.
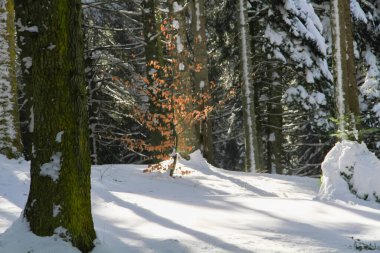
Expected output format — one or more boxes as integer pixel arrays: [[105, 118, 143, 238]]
[[250, 0, 334, 175], [83, 1, 147, 164], [350, 0, 380, 155]]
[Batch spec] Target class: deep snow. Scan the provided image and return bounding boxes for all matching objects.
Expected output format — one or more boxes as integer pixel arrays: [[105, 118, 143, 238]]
[[0, 150, 380, 252], [319, 141, 380, 203]]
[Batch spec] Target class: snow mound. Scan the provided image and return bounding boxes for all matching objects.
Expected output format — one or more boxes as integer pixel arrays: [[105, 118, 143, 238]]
[[0, 219, 82, 253], [319, 141, 380, 202]]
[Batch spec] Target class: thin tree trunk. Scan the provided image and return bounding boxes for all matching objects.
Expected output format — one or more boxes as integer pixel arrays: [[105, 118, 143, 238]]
[[86, 55, 99, 165], [15, 1, 96, 252], [0, 0, 22, 158], [238, 0, 263, 172]]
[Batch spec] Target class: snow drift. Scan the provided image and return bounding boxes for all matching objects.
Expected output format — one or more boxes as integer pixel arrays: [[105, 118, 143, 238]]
[[319, 140, 380, 202]]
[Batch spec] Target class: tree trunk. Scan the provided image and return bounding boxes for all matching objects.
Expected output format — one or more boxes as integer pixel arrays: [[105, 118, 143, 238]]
[[143, 0, 171, 161], [169, 0, 199, 158], [266, 71, 283, 174], [238, 0, 263, 172], [191, 0, 214, 164], [331, 0, 361, 141], [83, 18, 99, 165], [15, 1, 96, 252], [86, 55, 99, 165], [143, 0, 162, 66], [0, 0, 22, 158]]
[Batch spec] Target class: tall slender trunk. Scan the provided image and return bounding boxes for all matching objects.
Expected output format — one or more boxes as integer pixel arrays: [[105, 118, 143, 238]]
[[86, 54, 99, 165], [0, 0, 22, 158], [267, 71, 283, 174], [15, 1, 96, 252], [238, 0, 263, 172], [331, 0, 361, 141], [83, 19, 99, 165], [191, 0, 214, 163], [169, 0, 199, 158]]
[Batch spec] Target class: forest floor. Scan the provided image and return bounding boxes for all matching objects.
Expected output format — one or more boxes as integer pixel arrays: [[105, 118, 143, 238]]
[[0, 151, 380, 252]]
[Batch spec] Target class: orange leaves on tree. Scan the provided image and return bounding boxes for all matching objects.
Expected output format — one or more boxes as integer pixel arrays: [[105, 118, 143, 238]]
[[122, 15, 216, 173]]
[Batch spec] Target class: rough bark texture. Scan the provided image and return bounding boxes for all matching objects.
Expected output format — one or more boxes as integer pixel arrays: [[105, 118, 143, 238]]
[[191, 0, 214, 164], [15, 1, 96, 252], [0, 0, 22, 158], [331, 0, 361, 140], [169, 0, 199, 158], [238, 0, 263, 172], [266, 71, 283, 174]]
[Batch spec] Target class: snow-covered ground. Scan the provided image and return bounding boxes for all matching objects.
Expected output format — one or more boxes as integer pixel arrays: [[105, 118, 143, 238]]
[[0, 150, 380, 252]]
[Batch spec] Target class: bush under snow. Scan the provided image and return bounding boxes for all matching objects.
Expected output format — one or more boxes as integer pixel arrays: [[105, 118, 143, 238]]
[[319, 141, 380, 202]]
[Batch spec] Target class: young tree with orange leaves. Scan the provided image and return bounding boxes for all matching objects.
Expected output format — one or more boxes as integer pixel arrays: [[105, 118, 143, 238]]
[[125, 2, 213, 175]]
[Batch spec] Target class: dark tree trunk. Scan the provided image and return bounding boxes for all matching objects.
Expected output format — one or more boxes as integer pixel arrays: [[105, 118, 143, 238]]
[[143, 0, 171, 161], [15, 1, 96, 252], [266, 70, 284, 174]]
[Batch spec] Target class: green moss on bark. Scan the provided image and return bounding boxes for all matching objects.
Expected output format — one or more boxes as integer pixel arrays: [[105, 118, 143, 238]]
[[15, 0, 96, 252]]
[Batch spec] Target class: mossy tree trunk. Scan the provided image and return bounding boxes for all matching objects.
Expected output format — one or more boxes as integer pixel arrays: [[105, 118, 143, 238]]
[[191, 0, 214, 164], [331, 0, 361, 141], [14, 1, 96, 252], [0, 0, 22, 159]]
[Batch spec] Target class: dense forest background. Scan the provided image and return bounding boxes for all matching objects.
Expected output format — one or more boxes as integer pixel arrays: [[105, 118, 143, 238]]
[[78, 0, 379, 176], [0, 0, 379, 175], [0, 0, 379, 252]]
